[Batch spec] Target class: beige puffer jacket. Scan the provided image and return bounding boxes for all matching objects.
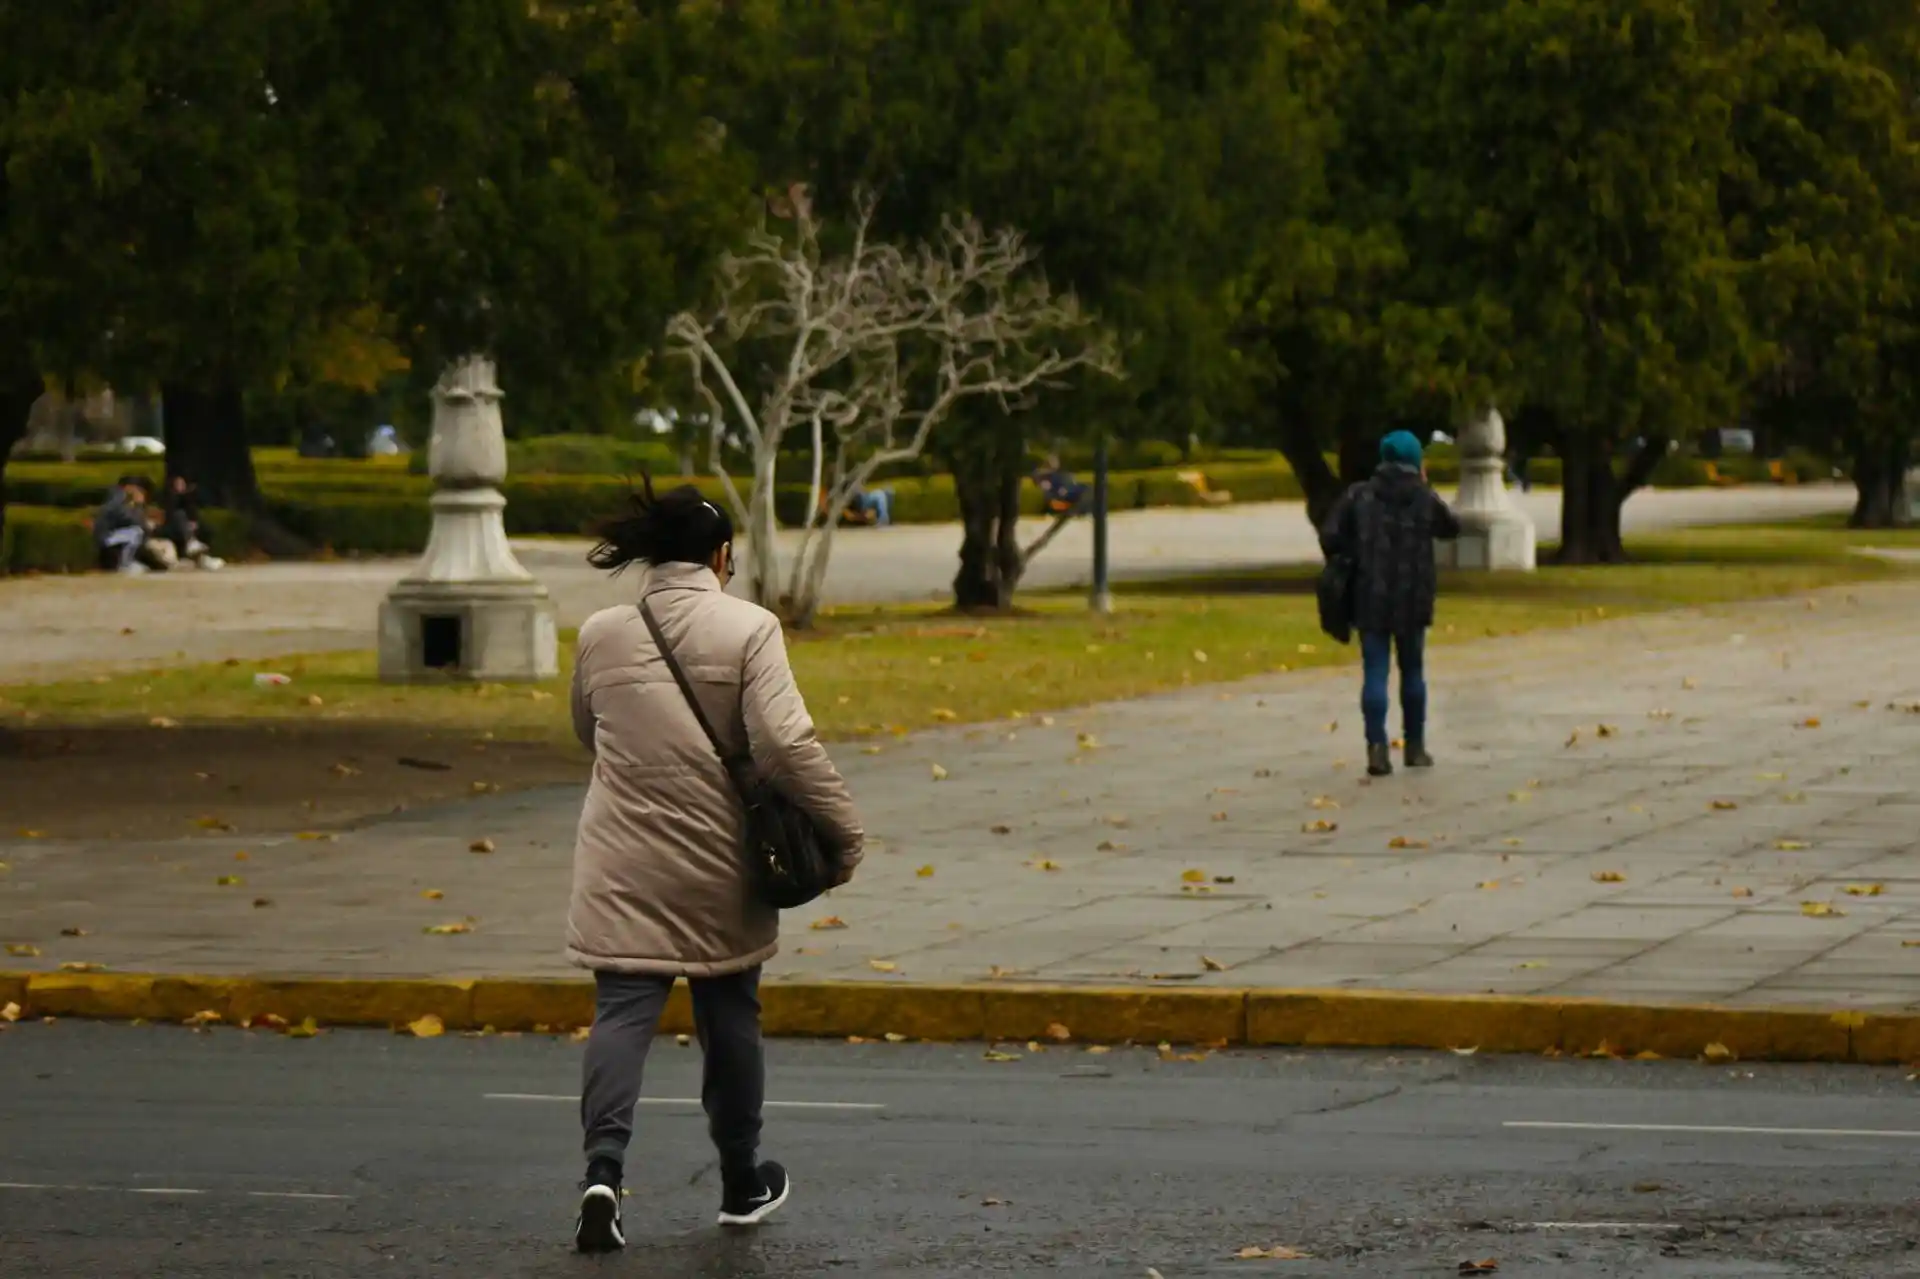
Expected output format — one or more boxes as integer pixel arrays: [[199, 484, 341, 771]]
[[566, 562, 863, 976]]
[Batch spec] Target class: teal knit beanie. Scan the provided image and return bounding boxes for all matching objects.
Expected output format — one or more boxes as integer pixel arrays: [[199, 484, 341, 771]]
[[1380, 430, 1423, 468]]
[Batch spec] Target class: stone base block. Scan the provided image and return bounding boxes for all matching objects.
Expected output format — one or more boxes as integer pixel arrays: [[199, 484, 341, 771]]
[[1435, 511, 1537, 572], [379, 584, 558, 682]]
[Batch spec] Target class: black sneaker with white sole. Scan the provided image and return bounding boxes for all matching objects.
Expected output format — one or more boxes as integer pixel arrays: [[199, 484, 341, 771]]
[[575, 1159, 625, 1253], [717, 1161, 790, 1227]]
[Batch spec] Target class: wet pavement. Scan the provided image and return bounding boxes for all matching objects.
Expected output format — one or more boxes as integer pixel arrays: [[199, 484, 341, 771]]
[[2, 1020, 1918, 1276]]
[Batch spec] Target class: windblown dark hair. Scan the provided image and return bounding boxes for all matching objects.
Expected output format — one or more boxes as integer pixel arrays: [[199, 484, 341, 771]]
[[586, 472, 734, 574]]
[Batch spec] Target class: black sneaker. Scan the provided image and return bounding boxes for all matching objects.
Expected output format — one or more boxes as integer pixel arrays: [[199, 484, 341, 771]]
[[575, 1158, 625, 1252], [1405, 742, 1434, 769], [717, 1161, 790, 1228], [1367, 743, 1394, 777]]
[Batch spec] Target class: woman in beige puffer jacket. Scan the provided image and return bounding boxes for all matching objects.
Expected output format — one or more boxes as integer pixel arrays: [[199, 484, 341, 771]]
[[567, 479, 862, 1252]]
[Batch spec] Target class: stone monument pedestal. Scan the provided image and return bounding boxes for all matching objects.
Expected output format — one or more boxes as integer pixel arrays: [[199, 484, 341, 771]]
[[1434, 408, 1537, 572], [378, 359, 558, 682]]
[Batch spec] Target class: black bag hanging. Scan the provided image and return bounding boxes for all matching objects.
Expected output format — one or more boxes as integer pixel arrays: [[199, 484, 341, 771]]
[[1317, 551, 1356, 645], [640, 598, 843, 909]]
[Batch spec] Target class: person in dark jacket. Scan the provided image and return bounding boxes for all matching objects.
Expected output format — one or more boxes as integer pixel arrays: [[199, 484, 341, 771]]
[[1319, 431, 1462, 777], [93, 475, 153, 573]]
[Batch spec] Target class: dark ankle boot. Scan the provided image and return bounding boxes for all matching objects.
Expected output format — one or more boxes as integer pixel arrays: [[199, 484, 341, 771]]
[[1367, 743, 1394, 777], [1405, 741, 1434, 769]]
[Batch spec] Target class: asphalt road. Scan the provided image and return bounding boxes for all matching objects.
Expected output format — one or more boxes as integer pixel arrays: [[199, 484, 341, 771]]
[[2, 1023, 1917, 1277]]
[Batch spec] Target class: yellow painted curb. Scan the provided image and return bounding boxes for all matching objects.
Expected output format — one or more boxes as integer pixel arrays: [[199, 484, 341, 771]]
[[1, 970, 1913, 1064]]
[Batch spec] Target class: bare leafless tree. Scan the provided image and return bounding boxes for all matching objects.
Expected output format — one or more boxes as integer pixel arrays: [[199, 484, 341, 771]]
[[665, 188, 1119, 625]]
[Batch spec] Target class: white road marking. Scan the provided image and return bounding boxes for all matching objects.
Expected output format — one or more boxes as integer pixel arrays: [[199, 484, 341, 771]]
[[0, 1181, 349, 1201], [1507, 1121, 1920, 1140], [483, 1092, 883, 1111], [1522, 1222, 1686, 1231]]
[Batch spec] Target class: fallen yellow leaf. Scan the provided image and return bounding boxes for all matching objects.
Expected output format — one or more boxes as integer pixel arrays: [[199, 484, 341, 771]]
[[930, 764, 949, 781], [183, 1010, 221, 1028], [1596, 724, 1617, 738], [810, 916, 848, 931], [0, 1002, 18, 1023], [1845, 884, 1885, 897], [915, 864, 935, 878], [468, 838, 495, 854], [406, 1014, 446, 1039], [424, 922, 473, 935], [1731, 886, 1754, 898], [214, 875, 243, 886], [1201, 956, 1227, 972], [421, 889, 445, 900], [1800, 902, 1843, 918], [1181, 868, 1208, 883], [1310, 795, 1340, 810], [1028, 858, 1062, 872], [4, 943, 40, 957], [1710, 800, 1739, 811], [1235, 1244, 1310, 1260], [1044, 1022, 1072, 1041], [868, 959, 899, 973], [58, 961, 105, 973], [931, 708, 958, 722], [1774, 840, 1809, 851], [1798, 717, 1822, 729], [1591, 871, 1626, 884], [284, 1017, 321, 1039], [982, 1049, 1022, 1063], [1702, 1042, 1736, 1063], [1387, 837, 1429, 850], [294, 831, 334, 842], [1301, 819, 1338, 833]]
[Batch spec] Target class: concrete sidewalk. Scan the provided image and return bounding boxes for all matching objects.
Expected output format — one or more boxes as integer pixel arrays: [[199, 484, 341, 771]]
[[5, 578, 1920, 1025], [0, 483, 1855, 682]]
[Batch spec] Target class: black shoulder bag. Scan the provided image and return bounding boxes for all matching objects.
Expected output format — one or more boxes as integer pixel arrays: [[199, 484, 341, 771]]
[[639, 598, 843, 909]]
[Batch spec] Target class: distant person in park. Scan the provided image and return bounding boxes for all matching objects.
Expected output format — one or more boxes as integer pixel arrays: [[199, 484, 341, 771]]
[[567, 478, 864, 1252], [1319, 431, 1462, 777], [1033, 454, 1087, 513], [92, 474, 153, 574], [846, 483, 893, 526], [161, 475, 225, 570]]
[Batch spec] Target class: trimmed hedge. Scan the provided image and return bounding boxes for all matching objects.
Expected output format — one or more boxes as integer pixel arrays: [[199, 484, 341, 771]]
[[1, 506, 96, 573]]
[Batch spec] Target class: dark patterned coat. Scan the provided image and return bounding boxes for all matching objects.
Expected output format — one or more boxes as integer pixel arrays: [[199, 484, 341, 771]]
[[1318, 466, 1462, 636]]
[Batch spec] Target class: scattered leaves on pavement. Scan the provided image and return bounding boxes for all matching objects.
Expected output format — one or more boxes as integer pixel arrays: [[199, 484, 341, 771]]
[[811, 916, 848, 931], [1648, 709, 1673, 720], [1302, 820, 1338, 834], [425, 922, 473, 935], [1845, 884, 1885, 897], [1800, 902, 1843, 918], [406, 1015, 445, 1039]]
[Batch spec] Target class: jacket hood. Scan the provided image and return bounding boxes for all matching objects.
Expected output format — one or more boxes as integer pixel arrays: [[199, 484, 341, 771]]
[[1371, 463, 1426, 505]]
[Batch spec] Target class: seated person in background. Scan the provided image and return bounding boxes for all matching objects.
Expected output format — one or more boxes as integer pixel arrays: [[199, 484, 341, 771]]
[[1033, 455, 1088, 514], [847, 484, 893, 527], [93, 474, 154, 574], [161, 475, 225, 570]]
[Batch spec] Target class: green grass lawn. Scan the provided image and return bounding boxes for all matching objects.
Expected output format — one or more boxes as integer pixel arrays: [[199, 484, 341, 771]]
[[1, 523, 1910, 746]]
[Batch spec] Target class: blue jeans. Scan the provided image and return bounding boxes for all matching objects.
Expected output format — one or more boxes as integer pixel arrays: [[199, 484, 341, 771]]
[[857, 489, 893, 526], [1361, 630, 1427, 747]]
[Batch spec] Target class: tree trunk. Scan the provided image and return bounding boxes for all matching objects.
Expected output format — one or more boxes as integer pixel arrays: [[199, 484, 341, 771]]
[[1555, 429, 1630, 564], [0, 367, 43, 572], [1272, 409, 1345, 530], [1849, 436, 1911, 529], [949, 428, 1031, 612], [162, 378, 263, 512]]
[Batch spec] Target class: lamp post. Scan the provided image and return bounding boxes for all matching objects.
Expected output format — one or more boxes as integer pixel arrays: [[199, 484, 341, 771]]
[[1090, 432, 1112, 614]]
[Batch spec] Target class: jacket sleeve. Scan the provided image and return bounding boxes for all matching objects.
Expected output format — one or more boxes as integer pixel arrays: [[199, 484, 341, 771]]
[[741, 617, 865, 865], [569, 634, 597, 753], [1429, 490, 1463, 540], [1318, 488, 1356, 559]]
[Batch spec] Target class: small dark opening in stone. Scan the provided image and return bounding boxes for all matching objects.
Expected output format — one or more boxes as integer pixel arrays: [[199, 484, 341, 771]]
[[421, 615, 462, 670]]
